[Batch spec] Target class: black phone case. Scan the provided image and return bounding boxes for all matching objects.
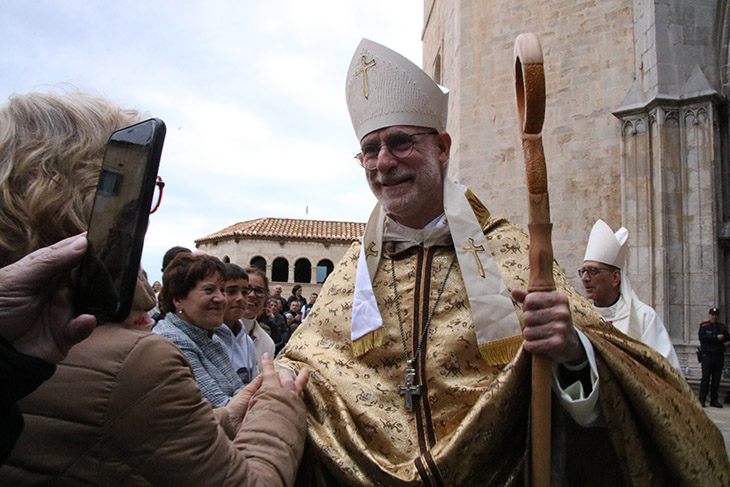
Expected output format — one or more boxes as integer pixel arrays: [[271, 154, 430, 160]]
[[74, 118, 166, 322]]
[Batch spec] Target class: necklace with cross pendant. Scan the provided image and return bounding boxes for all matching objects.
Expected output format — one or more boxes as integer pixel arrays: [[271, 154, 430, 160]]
[[398, 360, 421, 412], [390, 254, 456, 412]]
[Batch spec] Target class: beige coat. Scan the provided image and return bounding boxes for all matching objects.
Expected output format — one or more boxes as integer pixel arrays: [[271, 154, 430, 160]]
[[0, 324, 306, 486]]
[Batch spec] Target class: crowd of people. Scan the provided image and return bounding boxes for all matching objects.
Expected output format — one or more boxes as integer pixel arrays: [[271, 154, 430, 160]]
[[1, 36, 729, 486], [0, 90, 309, 486]]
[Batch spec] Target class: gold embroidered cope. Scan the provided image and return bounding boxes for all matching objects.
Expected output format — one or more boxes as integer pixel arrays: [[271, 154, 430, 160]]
[[280, 209, 730, 486]]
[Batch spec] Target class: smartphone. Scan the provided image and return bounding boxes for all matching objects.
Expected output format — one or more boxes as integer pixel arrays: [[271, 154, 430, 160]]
[[74, 118, 166, 322]]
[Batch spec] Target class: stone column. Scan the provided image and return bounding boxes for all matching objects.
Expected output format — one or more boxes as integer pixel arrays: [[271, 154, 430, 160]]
[[614, 86, 723, 361], [308, 266, 315, 284]]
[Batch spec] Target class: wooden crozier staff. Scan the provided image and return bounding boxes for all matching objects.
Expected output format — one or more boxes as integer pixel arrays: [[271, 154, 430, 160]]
[[514, 33, 554, 487]]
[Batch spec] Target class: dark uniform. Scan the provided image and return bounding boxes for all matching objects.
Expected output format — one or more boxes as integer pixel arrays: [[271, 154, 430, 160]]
[[698, 308, 729, 407]]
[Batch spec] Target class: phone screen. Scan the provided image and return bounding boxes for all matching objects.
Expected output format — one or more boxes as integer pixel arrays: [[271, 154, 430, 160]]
[[74, 118, 166, 322]]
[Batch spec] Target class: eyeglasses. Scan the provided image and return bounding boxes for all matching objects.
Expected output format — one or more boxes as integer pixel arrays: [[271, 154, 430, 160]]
[[577, 266, 616, 278], [244, 286, 267, 297], [354, 131, 438, 170], [149, 176, 165, 214]]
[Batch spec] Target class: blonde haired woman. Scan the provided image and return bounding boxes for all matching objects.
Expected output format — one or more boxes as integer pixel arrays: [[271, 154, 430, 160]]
[[0, 89, 308, 486], [0, 90, 140, 267]]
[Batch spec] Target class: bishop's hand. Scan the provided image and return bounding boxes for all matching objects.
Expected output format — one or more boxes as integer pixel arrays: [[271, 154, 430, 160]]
[[511, 289, 586, 365]]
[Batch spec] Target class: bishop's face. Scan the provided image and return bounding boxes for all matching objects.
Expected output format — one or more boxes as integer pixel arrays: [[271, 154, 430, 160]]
[[361, 125, 451, 229], [580, 260, 621, 307]]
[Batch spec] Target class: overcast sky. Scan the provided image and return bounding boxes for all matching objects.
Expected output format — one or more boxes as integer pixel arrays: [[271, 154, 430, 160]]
[[1, 1, 423, 284]]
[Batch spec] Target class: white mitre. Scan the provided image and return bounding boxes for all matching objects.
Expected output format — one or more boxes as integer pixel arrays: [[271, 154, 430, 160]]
[[346, 38, 522, 365], [345, 38, 448, 141], [583, 219, 628, 268], [584, 219, 642, 334]]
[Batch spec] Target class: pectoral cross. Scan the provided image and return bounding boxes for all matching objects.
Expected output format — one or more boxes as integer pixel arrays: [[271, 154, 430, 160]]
[[462, 238, 486, 278], [397, 362, 421, 412], [355, 56, 376, 99]]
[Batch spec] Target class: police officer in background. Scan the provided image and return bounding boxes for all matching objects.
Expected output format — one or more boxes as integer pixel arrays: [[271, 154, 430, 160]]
[[699, 307, 730, 407]]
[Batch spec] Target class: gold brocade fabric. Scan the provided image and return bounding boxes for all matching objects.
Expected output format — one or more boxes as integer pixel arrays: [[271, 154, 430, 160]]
[[279, 216, 730, 487]]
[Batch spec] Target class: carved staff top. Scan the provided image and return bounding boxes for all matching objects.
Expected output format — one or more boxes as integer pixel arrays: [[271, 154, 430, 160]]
[[514, 33, 555, 293], [514, 32, 553, 487]]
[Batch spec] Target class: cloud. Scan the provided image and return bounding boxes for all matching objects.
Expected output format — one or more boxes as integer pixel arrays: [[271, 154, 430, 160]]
[[1, 0, 423, 284]]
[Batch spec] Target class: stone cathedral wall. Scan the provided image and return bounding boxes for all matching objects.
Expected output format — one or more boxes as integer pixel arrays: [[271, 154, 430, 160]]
[[421, 0, 729, 372], [421, 0, 635, 286]]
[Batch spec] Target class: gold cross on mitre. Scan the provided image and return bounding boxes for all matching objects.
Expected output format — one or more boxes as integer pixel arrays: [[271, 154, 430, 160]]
[[355, 55, 376, 99], [463, 238, 486, 278]]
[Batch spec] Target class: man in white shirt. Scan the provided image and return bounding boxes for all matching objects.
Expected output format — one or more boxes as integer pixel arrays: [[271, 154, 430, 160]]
[[213, 263, 258, 384]]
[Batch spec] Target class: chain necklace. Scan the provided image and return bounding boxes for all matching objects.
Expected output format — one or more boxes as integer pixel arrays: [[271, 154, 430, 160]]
[[391, 253, 456, 412]]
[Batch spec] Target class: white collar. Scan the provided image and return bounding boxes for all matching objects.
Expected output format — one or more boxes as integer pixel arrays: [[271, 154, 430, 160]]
[[383, 213, 451, 248], [351, 179, 522, 365], [241, 317, 255, 333]]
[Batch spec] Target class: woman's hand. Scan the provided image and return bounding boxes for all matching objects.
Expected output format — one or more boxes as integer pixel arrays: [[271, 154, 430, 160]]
[[261, 353, 309, 396], [226, 353, 310, 425], [226, 374, 264, 425]]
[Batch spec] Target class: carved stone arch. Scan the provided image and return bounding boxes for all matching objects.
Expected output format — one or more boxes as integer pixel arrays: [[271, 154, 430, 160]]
[[664, 110, 679, 128], [648, 112, 657, 128], [316, 259, 335, 284], [684, 106, 709, 126], [250, 256, 266, 273], [293, 257, 312, 283], [271, 257, 289, 282], [697, 107, 709, 124], [622, 120, 636, 136]]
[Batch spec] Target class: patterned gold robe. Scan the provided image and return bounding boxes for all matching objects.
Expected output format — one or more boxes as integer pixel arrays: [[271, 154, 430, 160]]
[[279, 208, 729, 486]]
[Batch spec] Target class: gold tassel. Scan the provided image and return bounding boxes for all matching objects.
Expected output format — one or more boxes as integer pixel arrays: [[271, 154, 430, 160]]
[[479, 334, 524, 366], [351, 327, 385, 357]]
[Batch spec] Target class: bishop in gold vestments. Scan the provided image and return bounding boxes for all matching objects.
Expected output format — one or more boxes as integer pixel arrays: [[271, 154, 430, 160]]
[[278, 37, 730, 486], [280, 202, 729, 486]]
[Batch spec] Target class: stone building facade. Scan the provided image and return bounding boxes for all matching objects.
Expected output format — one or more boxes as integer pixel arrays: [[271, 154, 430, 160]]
[[195, 218, 364, 298], [421, 0, 730, 372]]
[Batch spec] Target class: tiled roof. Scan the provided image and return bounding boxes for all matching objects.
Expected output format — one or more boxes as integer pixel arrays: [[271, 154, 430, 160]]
[[195, 217, 365, 245]]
